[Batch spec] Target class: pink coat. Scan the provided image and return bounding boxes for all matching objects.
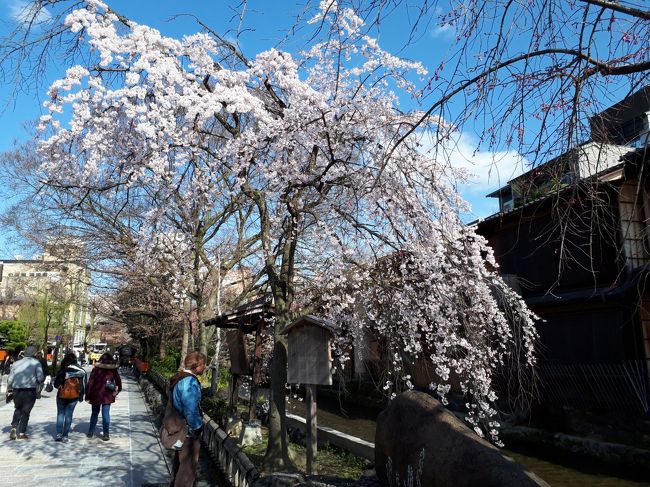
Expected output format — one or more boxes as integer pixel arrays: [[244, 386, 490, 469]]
[[85, 363, 122, 405]]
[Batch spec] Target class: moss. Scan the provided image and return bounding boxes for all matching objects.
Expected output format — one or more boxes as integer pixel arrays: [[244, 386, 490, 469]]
[[241, 427, 369, 480]]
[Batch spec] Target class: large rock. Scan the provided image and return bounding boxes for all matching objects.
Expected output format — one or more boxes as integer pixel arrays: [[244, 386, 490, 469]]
[[375, 391, 548, 487]]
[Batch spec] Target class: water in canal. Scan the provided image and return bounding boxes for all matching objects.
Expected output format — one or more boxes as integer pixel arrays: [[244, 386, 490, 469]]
[[287, 397, 650, 486]]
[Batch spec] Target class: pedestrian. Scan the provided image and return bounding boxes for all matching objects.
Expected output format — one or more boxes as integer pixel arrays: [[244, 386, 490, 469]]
[[169, 351, 207, 487], [85, 352, 121, 441], [52, 352, 86, 441], [7, 345, 44, 440], [0, 349, 8, 375], [6, 354, 14, 374], [36, 351, 50, 398]]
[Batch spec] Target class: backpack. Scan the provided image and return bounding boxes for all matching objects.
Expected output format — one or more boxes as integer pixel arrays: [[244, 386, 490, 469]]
[[59, 376, 81, 400], [159, 387, 188, 450], [160, 374, 199, 450]]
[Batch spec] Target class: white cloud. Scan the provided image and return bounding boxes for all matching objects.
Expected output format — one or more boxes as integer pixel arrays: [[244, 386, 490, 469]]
[[446, 132, 526, 193], [431, 23, 453, 39], [430, 7, 455, 39], [9, 0, 51, 25], [420, 130, 528, 219]]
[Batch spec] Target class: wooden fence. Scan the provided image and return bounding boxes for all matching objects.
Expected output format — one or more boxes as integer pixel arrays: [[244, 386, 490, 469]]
[[537, 360, 649, 413]]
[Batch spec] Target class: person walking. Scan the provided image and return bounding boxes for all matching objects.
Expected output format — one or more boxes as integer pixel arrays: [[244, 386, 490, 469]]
[[169, 351, 207, 487], [36, 351, 50, 398], [7, 345, 44, 440], [85, 352, 121, 441], [52, 352, 86, 441]]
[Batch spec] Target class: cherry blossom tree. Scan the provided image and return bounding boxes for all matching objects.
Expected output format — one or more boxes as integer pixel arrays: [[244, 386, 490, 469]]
[[25, 1, 539, 467]]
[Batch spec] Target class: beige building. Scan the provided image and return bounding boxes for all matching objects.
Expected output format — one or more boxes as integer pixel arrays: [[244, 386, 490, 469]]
[[0, 249, 91, 348]]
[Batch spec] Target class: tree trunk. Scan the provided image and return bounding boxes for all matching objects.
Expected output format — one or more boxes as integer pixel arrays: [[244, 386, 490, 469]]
[[159, 334, 167, 359], [199, 321, 208, 356], [210, 328, 222, 394], [262, 299, 295, 470], [248, 324, 263, 421], [41, 318, 50, 355], [180, 318, 190, 371]]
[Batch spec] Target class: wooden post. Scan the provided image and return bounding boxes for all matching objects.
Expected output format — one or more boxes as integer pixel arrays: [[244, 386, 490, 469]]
[[306, 383, 317, 474]]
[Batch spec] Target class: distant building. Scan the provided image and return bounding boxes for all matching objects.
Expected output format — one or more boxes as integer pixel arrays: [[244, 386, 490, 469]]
[[0, 246, 91, 348], [476, 87, 650, 413]]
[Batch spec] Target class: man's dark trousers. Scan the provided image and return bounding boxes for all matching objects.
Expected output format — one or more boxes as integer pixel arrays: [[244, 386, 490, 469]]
[[12, 388, 37, 434]]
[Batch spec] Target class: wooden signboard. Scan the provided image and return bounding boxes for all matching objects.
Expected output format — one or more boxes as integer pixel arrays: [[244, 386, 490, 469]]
[[287, 325, 333, 386], [226, 329, 250, 375], [283, 315, 336, 474]]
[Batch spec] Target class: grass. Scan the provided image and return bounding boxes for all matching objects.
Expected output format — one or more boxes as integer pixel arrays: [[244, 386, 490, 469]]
[[240, 427, 369, 479]]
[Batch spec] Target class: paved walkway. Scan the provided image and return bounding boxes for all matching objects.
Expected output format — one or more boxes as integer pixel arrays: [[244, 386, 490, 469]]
[[0, 368, 170, 486]]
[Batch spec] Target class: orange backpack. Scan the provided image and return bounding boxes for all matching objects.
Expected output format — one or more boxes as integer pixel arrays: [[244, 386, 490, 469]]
[[59, 376, 81, 400]]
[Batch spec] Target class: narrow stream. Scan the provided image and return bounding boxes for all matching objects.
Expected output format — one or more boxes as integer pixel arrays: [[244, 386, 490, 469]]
[[287, 397, 650, 486]]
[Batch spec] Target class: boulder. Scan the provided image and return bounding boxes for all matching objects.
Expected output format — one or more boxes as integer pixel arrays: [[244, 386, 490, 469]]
[[375, 391, 549, 487], [226, 416, 243, 437], [239, 421, 263, 446]]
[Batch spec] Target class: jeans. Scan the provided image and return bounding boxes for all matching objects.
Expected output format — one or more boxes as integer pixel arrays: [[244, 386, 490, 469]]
[[56, 398, 78, 437], [89, 403, 111, 435], [11, 389, 37, 434]]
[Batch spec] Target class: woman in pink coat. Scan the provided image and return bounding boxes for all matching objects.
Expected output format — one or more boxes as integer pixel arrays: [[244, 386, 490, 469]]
[[85, 352, 122, 441]]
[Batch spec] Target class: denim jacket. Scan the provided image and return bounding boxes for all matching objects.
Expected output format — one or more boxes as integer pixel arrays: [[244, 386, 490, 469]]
[[8, 357, 44, 390], [172, 373, 203, 436]]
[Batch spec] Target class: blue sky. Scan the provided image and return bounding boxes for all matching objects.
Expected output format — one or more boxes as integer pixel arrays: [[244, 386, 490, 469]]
[[0, 0, 522, 255]]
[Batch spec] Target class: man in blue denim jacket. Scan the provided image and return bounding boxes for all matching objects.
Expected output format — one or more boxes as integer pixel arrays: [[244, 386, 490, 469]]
[[169, 351, 206, 486], [7, 346, 44, 440]]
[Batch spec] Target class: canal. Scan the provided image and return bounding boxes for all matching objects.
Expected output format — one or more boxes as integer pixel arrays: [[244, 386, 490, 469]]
[[287, 396, 650, 486]]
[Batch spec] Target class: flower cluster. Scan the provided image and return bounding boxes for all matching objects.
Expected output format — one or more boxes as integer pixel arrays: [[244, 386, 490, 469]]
[[37, 0, 537, 442]]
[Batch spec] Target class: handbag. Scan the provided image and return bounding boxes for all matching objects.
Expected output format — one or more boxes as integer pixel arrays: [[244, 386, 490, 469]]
[[45, 382, 54, 393], [105, 379, 116, 392]]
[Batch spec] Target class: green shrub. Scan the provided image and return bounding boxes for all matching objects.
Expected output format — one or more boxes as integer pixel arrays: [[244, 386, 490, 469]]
[[0, 320, 28, 353], [201, 394, 229, 425], [214, 366, 231, 391], [149, 355, 179, 378]]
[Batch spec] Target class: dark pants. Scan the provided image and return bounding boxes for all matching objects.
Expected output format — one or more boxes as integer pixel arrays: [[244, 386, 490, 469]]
[[11, 389, 37, 434], [170, 435, 201, 486]]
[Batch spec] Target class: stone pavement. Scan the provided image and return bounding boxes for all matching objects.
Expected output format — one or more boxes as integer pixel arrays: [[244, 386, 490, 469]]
[[0, 368, 170, 486]]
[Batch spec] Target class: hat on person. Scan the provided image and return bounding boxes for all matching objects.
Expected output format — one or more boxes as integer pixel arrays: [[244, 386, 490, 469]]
[[24, 345, 37, 357], [99, 352, 116, 364]]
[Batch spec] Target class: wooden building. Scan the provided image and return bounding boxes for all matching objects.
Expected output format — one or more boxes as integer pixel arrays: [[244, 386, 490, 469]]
[[476, 88, 650, 413]]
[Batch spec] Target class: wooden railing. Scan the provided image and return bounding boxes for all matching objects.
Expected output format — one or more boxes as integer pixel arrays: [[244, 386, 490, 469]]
[[143, 369, 259, 487], [538, 360, 649, 413]]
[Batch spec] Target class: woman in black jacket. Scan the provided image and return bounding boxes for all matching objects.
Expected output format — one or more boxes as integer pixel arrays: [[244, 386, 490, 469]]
[[53, 352, 86, 441]]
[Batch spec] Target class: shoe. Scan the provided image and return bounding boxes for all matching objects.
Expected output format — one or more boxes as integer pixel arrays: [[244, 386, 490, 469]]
[[17, 433, 28, 440], [9, 427, 16, 440], [54, 435, 63, 442], [102, 433, 109, 441], [86, 432, 93, 438], [62, 436, 69, 442]]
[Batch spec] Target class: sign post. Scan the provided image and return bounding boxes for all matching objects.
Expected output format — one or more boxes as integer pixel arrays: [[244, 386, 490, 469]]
[[282, 315, 335, 475]]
